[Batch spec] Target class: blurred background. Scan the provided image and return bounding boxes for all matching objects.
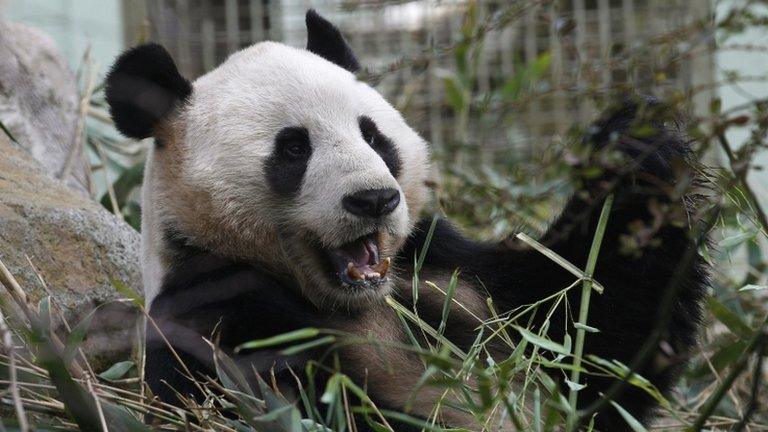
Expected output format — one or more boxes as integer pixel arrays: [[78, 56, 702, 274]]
[[1, 0, 724, 147]]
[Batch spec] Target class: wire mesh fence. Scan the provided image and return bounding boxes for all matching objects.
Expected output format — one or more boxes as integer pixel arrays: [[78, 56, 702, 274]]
[[136, 0, 714, 159]]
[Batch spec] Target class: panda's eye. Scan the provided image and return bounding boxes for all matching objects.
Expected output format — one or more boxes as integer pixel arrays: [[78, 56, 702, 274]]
[[275, 127, 311, 160], [361, 128, 375, 145], [284, 141, 309, 158], [359, 116, 378, 146]]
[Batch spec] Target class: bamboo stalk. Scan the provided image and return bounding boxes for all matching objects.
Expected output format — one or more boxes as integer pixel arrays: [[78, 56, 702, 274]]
[[566, 194, 614, 431]]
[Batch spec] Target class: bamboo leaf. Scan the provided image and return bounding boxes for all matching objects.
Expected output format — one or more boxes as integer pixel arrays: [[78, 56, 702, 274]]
[[515, 326, 570, 355], [280, 335, 336, 356], [739, 284, 767, 292], [564, 379, 586, 392], [573, 323, 600, 333], [320, 373, 342, 405], [99, 361, 135, 381], [515, 233, 604, 293], [437, 270, 460, 337], [236, 328, 320, 352], [112, 279, 145, 309], [64, 307, 98, 365], [99, 162, 145, 210], [708, 298, 752, 338], [609, 400, 648, 432], [717, 231, 755, 249], [435, 68, 468, 112], [38, 296, 51, 334]]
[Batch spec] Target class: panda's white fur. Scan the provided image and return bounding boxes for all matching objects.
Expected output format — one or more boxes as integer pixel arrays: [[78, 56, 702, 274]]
[[141, 41, 430, 308]]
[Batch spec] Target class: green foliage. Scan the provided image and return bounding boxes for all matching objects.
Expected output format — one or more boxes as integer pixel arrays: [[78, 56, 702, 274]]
[[99, 361, 136, 381]]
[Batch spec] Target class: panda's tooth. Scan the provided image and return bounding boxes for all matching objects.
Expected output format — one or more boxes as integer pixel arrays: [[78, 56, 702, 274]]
[[365, 272, 381, 280], [346, 262, 364, 281], [371, 257, 390, 277]]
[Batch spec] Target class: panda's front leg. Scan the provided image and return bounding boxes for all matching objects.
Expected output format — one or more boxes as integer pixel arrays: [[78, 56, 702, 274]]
[[523, 99, 709, 428], [403, 99, 708, 429]]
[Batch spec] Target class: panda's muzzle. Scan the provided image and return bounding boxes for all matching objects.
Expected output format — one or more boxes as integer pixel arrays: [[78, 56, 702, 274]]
[[325, 233, 390, 287]]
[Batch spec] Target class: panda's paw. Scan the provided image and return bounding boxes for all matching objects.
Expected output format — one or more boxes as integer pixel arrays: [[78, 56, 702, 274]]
[[570, 96, 696, 201]]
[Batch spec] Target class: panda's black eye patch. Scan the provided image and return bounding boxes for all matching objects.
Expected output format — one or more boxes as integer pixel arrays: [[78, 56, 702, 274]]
[[359, 116, 401, 178], [276, 127, 311, 160], [266, 126, 312, 197]]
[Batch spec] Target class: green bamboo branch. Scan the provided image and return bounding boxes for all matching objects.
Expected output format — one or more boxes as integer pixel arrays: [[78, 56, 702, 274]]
[[566, 194, 614, 431], [577, 207, 719, 424]]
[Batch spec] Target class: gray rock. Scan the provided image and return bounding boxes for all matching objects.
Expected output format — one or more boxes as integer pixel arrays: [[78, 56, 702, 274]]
[[0, 20, 89, 194], [0, 134, 142, 369]]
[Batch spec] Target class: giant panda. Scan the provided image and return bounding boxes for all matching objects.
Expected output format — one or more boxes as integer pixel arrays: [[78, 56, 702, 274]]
[[105, 10, 708, 431]]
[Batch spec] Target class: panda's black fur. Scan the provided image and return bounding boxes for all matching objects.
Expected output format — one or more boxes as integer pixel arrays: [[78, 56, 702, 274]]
[[105, 43, 191, 141], [108, 10, 708, 432]]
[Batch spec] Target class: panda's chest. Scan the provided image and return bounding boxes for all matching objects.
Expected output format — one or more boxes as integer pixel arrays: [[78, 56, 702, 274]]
[[328, 306, 492, 429]]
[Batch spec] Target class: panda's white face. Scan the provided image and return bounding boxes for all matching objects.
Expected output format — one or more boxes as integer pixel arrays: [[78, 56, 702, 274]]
[[163, 42, 430, 308]]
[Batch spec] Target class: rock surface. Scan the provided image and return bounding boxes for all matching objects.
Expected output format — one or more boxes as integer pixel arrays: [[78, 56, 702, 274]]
[[0, 20, 89, 194], [0, 134, 142, 368]]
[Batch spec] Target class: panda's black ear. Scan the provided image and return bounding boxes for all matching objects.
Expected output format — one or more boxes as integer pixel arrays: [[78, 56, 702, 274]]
[[305, 9, 360, 73], [105, 43, 192, 140]]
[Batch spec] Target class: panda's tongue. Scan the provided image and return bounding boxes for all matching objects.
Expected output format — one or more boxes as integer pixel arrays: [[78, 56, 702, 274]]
[[328, 235, 390, 282]]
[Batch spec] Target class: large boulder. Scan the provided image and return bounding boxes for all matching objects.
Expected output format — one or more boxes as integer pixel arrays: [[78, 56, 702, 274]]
[[0, 129, 142, 368], [0, 21, 89, 194]]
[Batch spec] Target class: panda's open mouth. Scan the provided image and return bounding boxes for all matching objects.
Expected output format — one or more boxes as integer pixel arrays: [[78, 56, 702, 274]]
[[324, 233, 390, 288]]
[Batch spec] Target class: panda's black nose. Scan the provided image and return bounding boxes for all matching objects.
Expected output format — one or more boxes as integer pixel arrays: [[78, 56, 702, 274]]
[[342, 188, 400, 218]]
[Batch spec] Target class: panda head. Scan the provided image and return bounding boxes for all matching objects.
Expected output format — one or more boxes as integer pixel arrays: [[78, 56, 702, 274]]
[[106, 10, 431, 309]]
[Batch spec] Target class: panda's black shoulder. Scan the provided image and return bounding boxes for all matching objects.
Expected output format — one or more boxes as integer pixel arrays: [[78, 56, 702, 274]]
[[398, 216, 499, 272], [151, 229, 322, 348]]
